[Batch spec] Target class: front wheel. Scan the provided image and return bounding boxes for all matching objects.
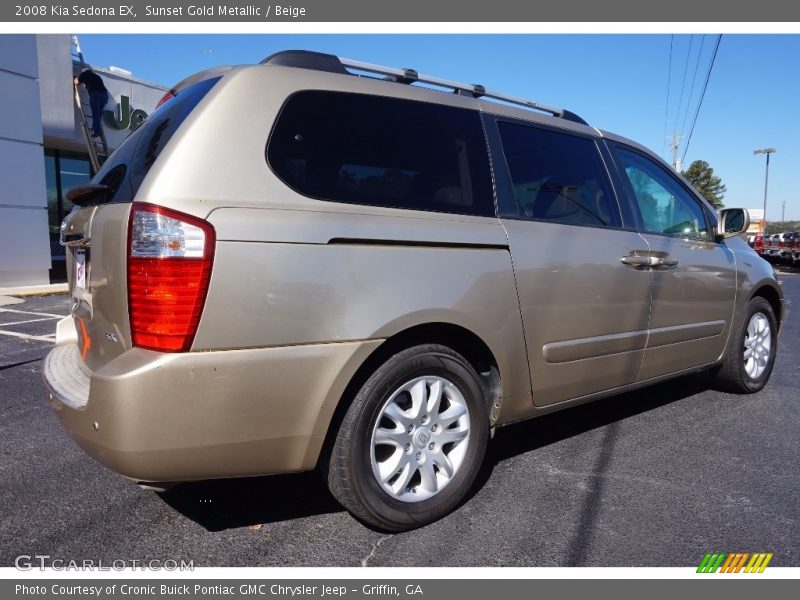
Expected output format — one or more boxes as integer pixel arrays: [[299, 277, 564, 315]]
[[327, 344, 489, 531], [714, 297, 778, 393]]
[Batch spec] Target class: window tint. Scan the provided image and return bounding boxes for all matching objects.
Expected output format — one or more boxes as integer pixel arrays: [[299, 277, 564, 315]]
[[94, 76, 220, 204], [615, 147, 712, 240], [497, 121, 619, 227], [267, 91, 494, 217]]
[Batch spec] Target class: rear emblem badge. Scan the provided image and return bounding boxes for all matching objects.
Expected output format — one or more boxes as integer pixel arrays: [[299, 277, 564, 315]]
[[105, 332, 118, 343]]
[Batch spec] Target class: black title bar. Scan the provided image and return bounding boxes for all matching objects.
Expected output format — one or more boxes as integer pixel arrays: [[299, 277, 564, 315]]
[[4, 0, 800, 22]]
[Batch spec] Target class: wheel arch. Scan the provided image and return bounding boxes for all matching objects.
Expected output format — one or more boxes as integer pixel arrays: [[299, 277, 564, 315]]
[[315, 322, 501, 472], [751, 283, 783, 331]]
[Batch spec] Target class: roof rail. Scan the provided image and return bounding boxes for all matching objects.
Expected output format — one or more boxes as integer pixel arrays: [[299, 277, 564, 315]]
[[260, 50, 588, 126]]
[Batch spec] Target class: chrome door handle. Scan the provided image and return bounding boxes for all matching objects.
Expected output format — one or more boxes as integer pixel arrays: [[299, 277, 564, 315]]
[[652, 257, 678, 267], [620, 255, 653, 267], [620, 255, 679, 268]]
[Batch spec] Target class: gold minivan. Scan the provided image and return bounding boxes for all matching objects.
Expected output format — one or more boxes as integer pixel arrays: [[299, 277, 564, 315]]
[[45, 51, 783, 531]]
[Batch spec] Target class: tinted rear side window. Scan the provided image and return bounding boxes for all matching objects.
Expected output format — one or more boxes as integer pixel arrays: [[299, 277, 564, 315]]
[[498, 121, 620, 228], [94, 77, 220, 203], [267, 91, 494, 217]]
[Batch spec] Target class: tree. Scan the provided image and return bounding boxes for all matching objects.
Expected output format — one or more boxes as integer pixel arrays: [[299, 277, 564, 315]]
[[681, 160, 727, 209]]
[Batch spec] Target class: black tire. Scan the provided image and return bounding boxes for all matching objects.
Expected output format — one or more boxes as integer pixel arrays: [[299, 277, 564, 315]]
[[327, 344, 489, 531], [714, 297, 778, 393]]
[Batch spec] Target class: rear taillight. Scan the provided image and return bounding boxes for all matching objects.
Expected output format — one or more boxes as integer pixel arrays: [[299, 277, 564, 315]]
[[128, 203, 215, 352]]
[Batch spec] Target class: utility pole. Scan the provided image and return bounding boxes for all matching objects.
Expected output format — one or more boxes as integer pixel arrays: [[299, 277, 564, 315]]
[[754, 148, 777, 235], [671, 130, 682, 172], [781, 200, 786, 225]]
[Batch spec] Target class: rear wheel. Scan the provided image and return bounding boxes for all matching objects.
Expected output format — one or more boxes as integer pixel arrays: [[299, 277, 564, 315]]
[[714, 297, 778, 393], [327, 344, 489, 531]]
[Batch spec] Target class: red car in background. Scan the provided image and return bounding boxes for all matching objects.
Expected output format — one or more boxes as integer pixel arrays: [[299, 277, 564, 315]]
[[753, 234, 765, 255]]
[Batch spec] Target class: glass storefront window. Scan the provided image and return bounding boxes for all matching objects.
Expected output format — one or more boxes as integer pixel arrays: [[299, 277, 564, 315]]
[[45, 149, 92, 258], [45, 153, 59, 241], [59, 156, 91, 214]]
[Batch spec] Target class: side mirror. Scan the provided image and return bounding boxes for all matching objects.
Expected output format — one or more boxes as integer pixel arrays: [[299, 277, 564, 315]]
[[717, 208, 750, 240]]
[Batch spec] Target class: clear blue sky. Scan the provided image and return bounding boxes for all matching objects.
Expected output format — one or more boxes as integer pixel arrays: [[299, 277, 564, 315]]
[[79, 34, 800, 220]]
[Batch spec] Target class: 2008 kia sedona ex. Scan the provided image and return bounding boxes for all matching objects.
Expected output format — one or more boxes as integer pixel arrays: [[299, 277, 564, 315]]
[[45, 51, 784, 531]]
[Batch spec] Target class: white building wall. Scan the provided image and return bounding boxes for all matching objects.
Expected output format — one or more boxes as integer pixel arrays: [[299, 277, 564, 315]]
[[37, 34, 77, 145], [0, 35, 50, 287]]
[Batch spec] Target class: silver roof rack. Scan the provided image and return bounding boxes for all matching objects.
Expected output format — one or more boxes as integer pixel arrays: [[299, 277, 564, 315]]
[[260, 50, 588, 126], [339, 57, 576, 122]]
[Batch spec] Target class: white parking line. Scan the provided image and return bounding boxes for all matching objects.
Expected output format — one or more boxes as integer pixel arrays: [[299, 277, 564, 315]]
[[0, 308, 68, 319], [0, 329, 57, 343], [0, 317, 60, 327]]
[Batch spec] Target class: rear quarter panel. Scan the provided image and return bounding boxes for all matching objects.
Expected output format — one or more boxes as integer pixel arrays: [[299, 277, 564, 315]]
[[194, 207, 532, 416]]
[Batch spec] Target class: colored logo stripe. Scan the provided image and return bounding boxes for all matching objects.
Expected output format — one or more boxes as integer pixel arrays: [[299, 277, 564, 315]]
[[745, 553, 773, 573], [697, 552, 773, 573], [720, 553, 749, 573], [697, 553, 726, 573]]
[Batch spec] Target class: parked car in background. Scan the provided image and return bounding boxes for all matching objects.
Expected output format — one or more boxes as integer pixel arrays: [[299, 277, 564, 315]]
[[778, 232, 795, 263], [790, 231, 800, 265], [752, 234, 765, 256], [783, 231, 800, 265], [763, 233, 780, 261], [44, 50, 785, 531], [765, 231, 796, 264]]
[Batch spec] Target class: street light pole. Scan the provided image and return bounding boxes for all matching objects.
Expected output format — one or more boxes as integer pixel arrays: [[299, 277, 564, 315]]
[[754, 148, 777, 234]]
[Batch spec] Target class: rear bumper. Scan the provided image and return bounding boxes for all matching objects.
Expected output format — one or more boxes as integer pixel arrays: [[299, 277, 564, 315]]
[[44, 338, 381, 482]]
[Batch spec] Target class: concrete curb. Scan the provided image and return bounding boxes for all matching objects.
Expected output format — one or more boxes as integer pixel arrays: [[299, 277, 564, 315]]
[[0, 283, 68, 297]]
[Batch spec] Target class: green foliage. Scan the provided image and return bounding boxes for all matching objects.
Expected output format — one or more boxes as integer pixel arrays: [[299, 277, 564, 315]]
[[681, 160, 727, 209], [765, 220, 800, 235]]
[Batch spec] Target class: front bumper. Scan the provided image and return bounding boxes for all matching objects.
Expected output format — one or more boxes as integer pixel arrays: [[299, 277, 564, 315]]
[[44, 337, 380, 483]]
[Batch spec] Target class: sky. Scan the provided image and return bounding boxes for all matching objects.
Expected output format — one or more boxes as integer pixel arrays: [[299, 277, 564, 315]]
[[78, 34, 800, 220]]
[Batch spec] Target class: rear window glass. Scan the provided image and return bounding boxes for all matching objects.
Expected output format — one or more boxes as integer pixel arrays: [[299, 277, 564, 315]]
[[267, 91, 494, 217], [94, 77, 220, 203]]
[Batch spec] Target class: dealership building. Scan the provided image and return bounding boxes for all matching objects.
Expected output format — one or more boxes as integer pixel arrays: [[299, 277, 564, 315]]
[[0, 34, 166, 287]]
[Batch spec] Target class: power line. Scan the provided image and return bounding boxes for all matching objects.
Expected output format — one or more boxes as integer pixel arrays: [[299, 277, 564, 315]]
[[680, 34, 706, 137], [672, 35, 694, 136], [662, 35, 674, 159], [682, 34, 722, 164]]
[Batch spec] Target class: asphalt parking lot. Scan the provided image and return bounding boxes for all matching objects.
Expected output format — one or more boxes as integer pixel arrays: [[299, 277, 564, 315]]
[[1, 273, 798, 568]]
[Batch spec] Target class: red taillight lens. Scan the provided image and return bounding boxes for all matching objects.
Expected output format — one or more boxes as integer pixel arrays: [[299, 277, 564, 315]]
[[128, 203, 214, 352]]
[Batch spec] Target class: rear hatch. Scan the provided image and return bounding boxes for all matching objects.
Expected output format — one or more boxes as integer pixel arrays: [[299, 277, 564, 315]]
[[60, 74, 223, 373]]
